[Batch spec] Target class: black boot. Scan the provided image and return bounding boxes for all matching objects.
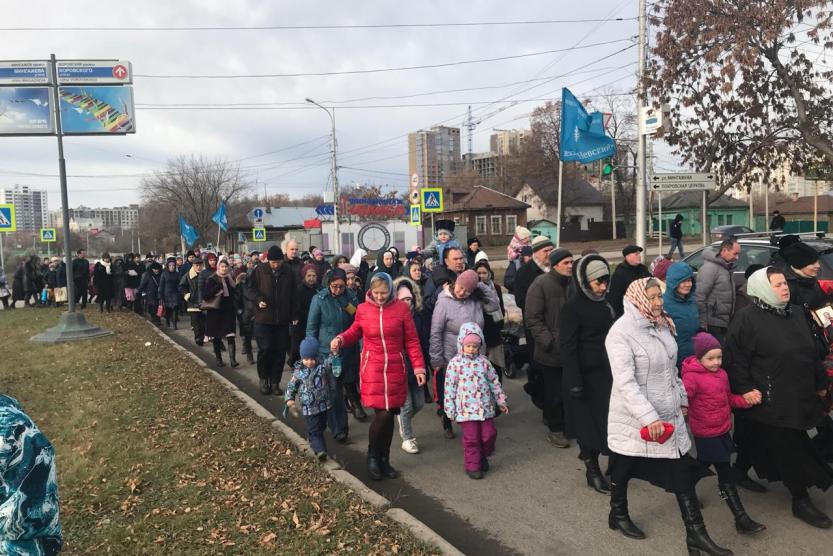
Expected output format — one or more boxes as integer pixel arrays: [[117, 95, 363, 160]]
[[213, 341, 225, 367], [608, 481, 646, 539], [246, 350, 255, 365], [676, 491, 733, 555], [378, 447, 399, 479], [259, 377, 270, 395], [719, 483, 765, 534], [367, 446, 383, 481], [172, 314, 178, 330], [227, 338, 239, 368], [792, 496, 833, 529], [584, 456, 610, 494]]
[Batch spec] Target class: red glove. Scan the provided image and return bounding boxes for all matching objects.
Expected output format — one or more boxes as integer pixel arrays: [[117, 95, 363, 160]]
[[640, 422, 675, 444]]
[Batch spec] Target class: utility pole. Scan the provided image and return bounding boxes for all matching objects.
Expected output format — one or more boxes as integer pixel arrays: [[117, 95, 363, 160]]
[[635, 0, 648, 249], [306, 98, 339, 251]]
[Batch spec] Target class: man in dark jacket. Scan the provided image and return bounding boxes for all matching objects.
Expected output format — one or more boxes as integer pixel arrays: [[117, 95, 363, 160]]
[[465, 237, 480, 269], [695, 238, 740, 342], [179, 257, 205, 345], [71, 248, 90, 308], [525, 248, 574, 447], [250, 245, 299, 395], [770, 210, 786, 231], [667, 214, 684, 259], [283, 238, 304, 281], [608, 245, 651, 317]]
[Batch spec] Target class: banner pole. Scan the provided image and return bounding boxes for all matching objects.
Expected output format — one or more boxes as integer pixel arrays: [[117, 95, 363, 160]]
[[556, 160, 564, 248]]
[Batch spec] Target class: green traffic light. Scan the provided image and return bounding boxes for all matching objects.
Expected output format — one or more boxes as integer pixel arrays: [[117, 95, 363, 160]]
[[602, 162, 613, 175]]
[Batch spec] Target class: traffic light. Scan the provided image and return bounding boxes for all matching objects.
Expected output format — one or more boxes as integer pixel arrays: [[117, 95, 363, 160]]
[[602, 158, 613, 176]]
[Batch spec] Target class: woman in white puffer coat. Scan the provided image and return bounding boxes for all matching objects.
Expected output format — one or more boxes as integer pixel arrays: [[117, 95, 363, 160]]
[[605, 277, 731, 556]]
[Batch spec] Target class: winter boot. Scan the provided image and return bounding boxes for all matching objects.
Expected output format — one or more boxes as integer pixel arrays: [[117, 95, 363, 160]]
[[719, 483, 765, 534], [367, 446, 383, 481], [227, 338, 239, 368], [584, 456, 610, 494], [608, 481, 646, 539], [213, 341, 225, 367], [258, 377, 270, 395], [676, 491, 733, 555], [378, 447, 399, 479], [172, 314, 178, 330], [792, 496, 833, 529], [246, 350, 255, 365]]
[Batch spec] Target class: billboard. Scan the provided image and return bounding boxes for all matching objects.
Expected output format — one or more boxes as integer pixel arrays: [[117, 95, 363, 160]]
[[59, 86, 135, 134], [0, 87, 54, 135]]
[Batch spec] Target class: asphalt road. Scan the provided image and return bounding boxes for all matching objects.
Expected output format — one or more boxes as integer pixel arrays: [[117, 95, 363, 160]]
[[165, 323, 833, 556]]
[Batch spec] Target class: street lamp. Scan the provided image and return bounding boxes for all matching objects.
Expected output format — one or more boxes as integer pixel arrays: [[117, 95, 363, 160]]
[[305, 98, 340, 252]]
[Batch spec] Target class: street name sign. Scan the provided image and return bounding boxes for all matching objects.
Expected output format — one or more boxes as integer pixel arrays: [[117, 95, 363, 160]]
[[57, 60, 132, 85], [0, 61, 50, 85], [650, 173, 716, 191]]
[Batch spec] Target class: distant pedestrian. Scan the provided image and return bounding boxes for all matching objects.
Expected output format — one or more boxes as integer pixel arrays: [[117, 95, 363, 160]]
[[0, 267, 10, 309], [71, 248, 89, 308], [234, 271, 257, 365], [444, 323, 508, 480], [465, 237, 481, 268], [180, 257, 205, 345], [285, 337, 334, 462], [668, 214, 685, 258], [770, 210, 786, 231], [137, 261, 162, 324], [157, 257, 181, 328], [93, 253, 114, 313]]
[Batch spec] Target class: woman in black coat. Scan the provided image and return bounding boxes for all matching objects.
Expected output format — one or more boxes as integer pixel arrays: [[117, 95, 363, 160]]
[[93, 253, 115, 312], [559, 254, 615, 494], [724, 267, 833, 529], [202, 257, 238, 368], [158, 257, 182, 329], [137, 262, 162, 324], [234, 271, 258, 364], [122, 254, 141, 312]]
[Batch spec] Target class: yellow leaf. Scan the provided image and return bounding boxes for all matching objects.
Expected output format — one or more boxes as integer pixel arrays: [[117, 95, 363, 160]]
[[292, 511, 301, 528], [260, 532, 277, 545]]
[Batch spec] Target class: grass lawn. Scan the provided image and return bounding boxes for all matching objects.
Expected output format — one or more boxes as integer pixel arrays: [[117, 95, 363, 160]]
[[0, 308, 437, 555]]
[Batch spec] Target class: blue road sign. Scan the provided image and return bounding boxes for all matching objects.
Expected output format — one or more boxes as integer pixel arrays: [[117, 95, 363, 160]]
[[253, 207, 264, 219], [56, 61, 132, 85], [252, 228, 266, 241], [315, 204, 334, 216], [420, 188, 444, 213], [410, 205, 421, 225], [0, 62, 50, 85], [0, 204, 16, 232]]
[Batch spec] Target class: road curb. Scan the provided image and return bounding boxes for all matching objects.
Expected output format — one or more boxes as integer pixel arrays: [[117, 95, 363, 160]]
[[144, 320, 462, 555]]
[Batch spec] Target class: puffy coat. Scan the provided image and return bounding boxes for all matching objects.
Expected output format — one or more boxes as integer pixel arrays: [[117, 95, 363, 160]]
[[695, 247, 736, 328], [429, 283, 500, 368], [681, 356, 749, 438], [605, 300, 691, 458], [663, 262, 699, 364], [284, 357, 333, 416], [525, 270, 571, 367], [157, 269, 181, 308], [724, 303, 828, 430], [444, 323, 507, 423], [306, 287, 358, 357], [338, 275, 427, 410]]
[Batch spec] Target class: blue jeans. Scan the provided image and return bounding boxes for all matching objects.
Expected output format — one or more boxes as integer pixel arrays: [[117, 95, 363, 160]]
[[398, 384, 426, 441], [306, 411, 328, 454], [327, 372, 349, 438], [667, 237, 685, 258]]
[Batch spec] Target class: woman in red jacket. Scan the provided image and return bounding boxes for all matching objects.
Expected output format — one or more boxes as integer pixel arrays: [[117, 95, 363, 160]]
[[331, 272, 427, 481]]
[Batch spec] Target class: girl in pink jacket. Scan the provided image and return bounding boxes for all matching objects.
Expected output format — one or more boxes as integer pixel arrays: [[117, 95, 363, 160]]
[[682, 332, 765, 535]]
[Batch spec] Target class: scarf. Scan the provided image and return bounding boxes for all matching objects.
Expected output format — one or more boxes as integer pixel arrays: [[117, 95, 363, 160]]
[[624, 277, 676, 333], [746, 267, 789, 316], [217, 273, 230, 297]]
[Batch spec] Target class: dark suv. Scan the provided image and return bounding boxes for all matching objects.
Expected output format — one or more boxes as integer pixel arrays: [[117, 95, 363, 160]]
[[682, 232, 833, 290]]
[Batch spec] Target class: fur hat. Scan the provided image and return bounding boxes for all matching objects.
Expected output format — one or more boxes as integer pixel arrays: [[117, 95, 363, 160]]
[[783, 241, 818, 269]]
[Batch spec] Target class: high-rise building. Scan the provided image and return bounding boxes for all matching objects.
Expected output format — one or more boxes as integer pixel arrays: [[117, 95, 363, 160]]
[[51, 204, 139, 230], [490, 129, 529, 157], [0, 184, 48, 232], [408, 126, 461, 187], [462, 152, 500, 178]]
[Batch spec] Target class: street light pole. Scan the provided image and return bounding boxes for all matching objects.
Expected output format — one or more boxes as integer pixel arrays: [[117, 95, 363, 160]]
[[306, 98, 340, 252], [635, 0, 648, 249]]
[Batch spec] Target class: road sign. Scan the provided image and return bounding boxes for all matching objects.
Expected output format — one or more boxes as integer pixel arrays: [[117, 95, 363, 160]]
[[0, 61, 51, 85], [650, 173, 716, 191], [40, 228, 56, 242], [0, 204, 16, 232], [252, 227, 266, 241], [315, 204, 334, 216], [56, 60, 133, 85], [410, 205, 421, 226], [252, 207, 265, 225], [420, 188, 444, 213]]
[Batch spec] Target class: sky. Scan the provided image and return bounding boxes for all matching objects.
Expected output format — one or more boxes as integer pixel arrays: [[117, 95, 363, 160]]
[[0, 0, 678, 210]]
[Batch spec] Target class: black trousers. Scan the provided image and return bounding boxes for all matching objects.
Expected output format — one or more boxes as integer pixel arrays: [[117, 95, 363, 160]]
[[74, 279, 88, 306], [540, 364, 565, 433], [255, 323, 290, 384], [189, 312, 205, 343]]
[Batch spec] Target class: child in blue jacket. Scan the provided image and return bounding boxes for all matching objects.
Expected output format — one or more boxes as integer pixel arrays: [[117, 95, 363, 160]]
[[285, 337, 333, 462]]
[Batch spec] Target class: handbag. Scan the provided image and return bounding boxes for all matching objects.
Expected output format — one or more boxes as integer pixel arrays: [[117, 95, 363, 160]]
[[54, 287, 68, 303], [156, 304, 165, 318], [200, 294, 221, 310], [640, 422, 675, 444], [124, 287, 136, 302]]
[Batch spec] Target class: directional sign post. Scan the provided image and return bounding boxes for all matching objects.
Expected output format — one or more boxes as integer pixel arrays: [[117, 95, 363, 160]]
[[420, 188, 444, 213], [56, 60, 132, 85], [650, 172, 716, 191], [0, 61, 51, 85], [252, 228, 266, 242], [40, 227, 56, 242]]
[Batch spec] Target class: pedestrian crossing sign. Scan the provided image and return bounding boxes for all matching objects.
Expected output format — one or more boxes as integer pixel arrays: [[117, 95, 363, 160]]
[[252, 227, 266, 241], [0, 204, 15, 232], [420, 188, 443, 213], [40, 228, 56, 242], [410, 205, 421, 226]]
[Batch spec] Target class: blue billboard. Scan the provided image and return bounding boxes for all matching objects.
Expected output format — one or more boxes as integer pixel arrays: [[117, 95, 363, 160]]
[[59, 86, 135, 134], [0, 87, 53, 135]]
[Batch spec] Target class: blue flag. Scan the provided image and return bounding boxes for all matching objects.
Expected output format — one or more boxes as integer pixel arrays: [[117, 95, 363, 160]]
[[179, 217, 199, 247], [211, 200, 228, 232], [559, 88, 616, 163]]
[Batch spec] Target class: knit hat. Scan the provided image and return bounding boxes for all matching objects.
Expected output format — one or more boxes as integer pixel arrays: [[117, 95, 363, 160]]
[[531, 235, 553, 252], [777, 234, 801, 251], [693, 332, 721, 360], [301, 263, 318, 278], [267, 245, 284, 261], [783, 241, 818, 269], [549, 248, 572, 266], [456, 269, 479, 293], [651, 256, 673, 281], [462, 333, 482, 346], [585, 259, 609, 282], [300, 337, 320, 359], [192, 257, 203, 265], [329, 268, 347, 283]]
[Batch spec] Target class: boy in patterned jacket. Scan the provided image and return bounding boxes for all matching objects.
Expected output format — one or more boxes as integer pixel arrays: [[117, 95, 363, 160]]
[[444, 322, 509, 479], [285, 337, 333, 462]]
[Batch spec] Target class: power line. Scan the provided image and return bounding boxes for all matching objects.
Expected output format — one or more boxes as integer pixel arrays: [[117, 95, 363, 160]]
[[1, 17, 636, 33], [134, 38, 635, 79], [136, 98, 592, 110]]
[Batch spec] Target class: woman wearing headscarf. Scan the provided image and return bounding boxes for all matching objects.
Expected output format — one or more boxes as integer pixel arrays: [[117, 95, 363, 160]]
[[724, 267, 833, 529], [331, 272, 427, 481], [122, 253, 141, 312], [310, 248, 331, 284], [137, 261, 163, 324], [349, 248, 370, 287], [93, 252, 115, 313], [202, 257, 238, 368], [559, 254, 615, 495], [388, 246, 403, 277], [367, 250, 397, 293], [606, 278, 728, 555], [158, 257, 182, 328], [663, 262, 699, 368]]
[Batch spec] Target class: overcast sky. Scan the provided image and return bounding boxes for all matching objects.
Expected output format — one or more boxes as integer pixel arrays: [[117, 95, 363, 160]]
[[0, 0, 676, 210]]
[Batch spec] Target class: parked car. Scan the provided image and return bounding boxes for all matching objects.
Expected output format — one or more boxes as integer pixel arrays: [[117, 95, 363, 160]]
[[710, 224, 754, 240], [682, 232, 833, 290]]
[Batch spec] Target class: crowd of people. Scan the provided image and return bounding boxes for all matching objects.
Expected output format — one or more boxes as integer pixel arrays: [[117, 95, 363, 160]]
[[7, 219, 833, 555]]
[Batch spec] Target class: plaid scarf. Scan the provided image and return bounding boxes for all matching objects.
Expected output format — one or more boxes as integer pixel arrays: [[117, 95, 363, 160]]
[[624, 277, 676, 334]]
